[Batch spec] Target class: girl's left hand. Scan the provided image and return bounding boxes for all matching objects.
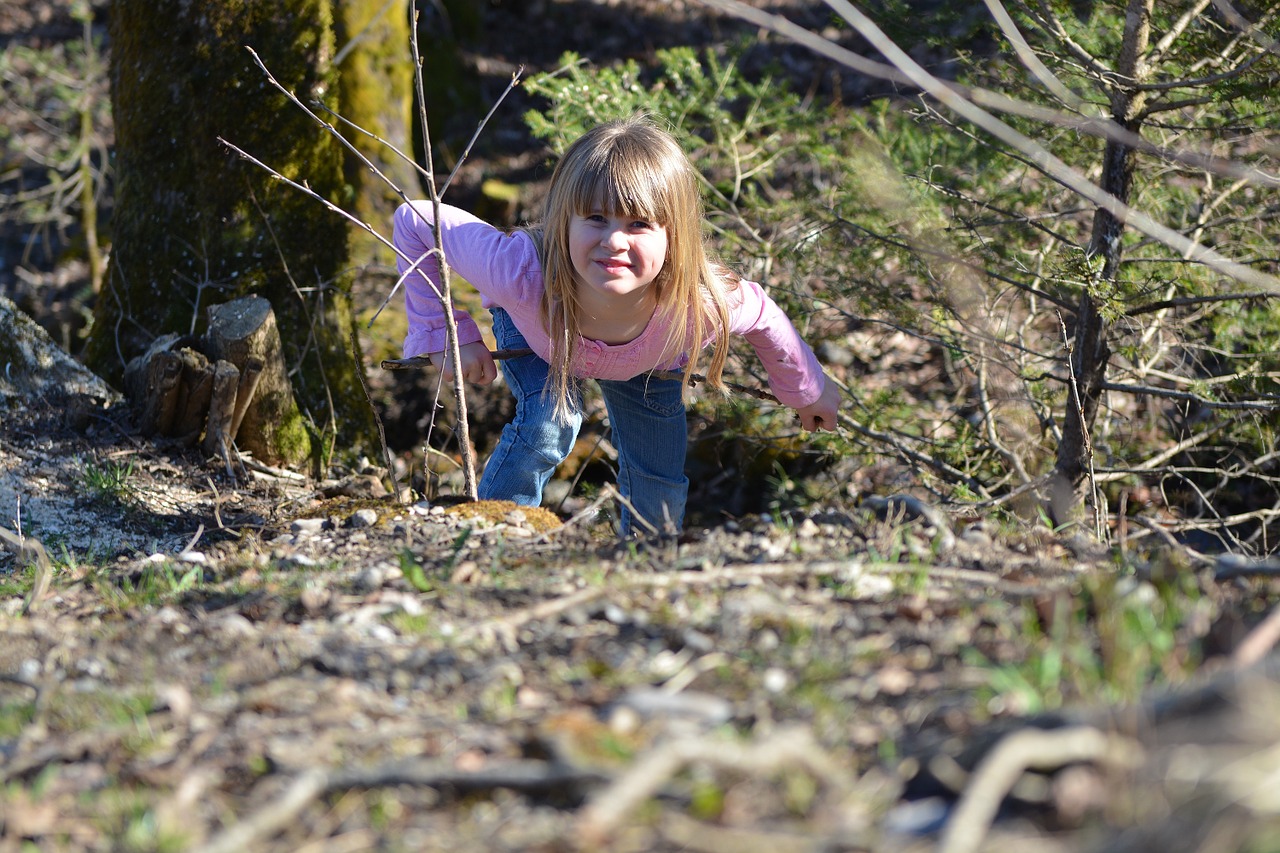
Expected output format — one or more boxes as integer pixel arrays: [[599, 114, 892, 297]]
[[797, 377, 841, 432]]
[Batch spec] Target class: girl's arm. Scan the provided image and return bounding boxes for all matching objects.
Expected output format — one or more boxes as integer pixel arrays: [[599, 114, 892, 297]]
[[729, 279, 838, 429], [392, 201, 536, 359]]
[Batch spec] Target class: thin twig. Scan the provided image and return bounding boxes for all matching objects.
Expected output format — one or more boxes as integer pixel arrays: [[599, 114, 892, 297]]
[[452, 585, 608, 648], [350, 326, 402, 505], [0, 525, 53, 616]]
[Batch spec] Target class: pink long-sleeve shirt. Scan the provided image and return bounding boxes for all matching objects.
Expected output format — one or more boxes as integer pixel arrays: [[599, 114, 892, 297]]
[[394, 201, 826, 409]]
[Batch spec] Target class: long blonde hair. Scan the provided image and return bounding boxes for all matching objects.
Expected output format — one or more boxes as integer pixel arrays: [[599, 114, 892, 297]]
[[532, 115, 734, 420]]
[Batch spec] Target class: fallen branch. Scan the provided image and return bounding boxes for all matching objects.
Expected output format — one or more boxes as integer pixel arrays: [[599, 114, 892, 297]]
[[382, 349, 785, 404], [576, 726, 854, 848], [937, 726, 1143, 853], [193, 758, 606, 853], [1232, 602, 1280, 669], [451, 585, 608, 649]]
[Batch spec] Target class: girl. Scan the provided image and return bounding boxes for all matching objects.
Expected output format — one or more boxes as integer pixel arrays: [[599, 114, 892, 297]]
[[395, 115, 840, 535]]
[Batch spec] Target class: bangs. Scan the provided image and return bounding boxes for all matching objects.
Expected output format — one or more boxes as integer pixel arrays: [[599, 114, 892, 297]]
[[565, 148, 672, 224]]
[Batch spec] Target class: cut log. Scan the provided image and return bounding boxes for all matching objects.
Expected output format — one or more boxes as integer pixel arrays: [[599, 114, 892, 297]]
[[202, 359, 240, 461], [206, 296, 310, 467]]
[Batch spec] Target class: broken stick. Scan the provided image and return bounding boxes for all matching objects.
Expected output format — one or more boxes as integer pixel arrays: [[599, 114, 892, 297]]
[[381, 348, 783, 404]]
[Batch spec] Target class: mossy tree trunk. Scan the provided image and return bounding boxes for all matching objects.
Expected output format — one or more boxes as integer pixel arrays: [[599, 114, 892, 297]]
[[335, 0, 419, 266], [86, 0, 377, 466]]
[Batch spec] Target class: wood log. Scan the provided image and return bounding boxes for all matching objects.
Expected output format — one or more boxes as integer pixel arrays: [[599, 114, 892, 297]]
[[171, 347, 215, 443], [125, 333, 185, 438], [202, 359, 240, 460], [206, 296, 310, 466]]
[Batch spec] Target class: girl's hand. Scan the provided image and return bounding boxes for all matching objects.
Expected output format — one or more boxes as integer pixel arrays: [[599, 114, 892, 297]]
[[432, 341, 498, 386], [797, 377, 841, 432]]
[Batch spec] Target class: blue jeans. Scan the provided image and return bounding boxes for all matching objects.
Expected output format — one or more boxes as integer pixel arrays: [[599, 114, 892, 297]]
[[478, 308, 688, 535]]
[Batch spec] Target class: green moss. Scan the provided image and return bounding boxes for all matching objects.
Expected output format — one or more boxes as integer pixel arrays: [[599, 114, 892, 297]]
[[274, 402, 314, 468]]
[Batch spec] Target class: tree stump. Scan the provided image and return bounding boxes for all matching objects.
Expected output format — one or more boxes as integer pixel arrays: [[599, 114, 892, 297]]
[[123, 296, 311, 468], [206, 295, 310, 467]]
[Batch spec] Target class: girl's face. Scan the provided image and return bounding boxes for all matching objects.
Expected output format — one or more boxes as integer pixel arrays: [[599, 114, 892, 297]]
[[568, 209, 668, 303]]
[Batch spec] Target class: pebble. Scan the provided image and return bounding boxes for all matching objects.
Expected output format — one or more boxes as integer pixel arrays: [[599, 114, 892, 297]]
[[762, 667, 790, 693], [217, 613, 257, 638], [354, 565, 387, 592], [348, 508, 379, 529], [291, 517, 327, 535]]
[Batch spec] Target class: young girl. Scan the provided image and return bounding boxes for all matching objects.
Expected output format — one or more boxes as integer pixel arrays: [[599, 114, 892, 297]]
[[395, 115, 840, 535]]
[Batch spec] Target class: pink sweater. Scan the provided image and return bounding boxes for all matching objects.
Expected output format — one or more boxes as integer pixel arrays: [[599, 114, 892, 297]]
[[394, 201, 826, 409]]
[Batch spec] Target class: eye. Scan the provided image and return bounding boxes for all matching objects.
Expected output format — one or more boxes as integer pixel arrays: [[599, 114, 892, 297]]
[[585, 213, 607, 223], [630, 219, 655, 230]]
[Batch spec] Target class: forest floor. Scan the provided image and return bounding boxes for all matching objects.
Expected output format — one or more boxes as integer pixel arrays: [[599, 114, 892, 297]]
[[6, 1, 1280, 852], [4, 381, 1280, 853]]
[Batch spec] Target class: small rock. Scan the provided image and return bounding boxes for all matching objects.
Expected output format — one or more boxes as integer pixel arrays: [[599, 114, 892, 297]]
[[762, 667, 790, 693], [300, 586, 331, 616], [291, 517, 327, 535], [217, 613, 257, 637], [355, 565, 388, 592], [348, 508, 379, 529], [875, 664, 915, 696]]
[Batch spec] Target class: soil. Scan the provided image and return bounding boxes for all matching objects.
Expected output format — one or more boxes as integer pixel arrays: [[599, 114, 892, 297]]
[[5, 2, 1280, 852]]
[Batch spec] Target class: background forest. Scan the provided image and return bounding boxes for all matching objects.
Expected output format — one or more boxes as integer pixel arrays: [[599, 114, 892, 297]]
[[4, 0, 1278, 550], [4, 1, 1280, 850]]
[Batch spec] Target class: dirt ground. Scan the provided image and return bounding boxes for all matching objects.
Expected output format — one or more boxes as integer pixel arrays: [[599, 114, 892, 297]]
[[4, 380, 1280, 853], [6, 1, 1280, 851]]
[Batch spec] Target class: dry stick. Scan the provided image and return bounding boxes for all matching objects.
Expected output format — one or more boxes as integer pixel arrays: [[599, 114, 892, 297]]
[[193, 759, 606, 853], [1232, 602, 1280, 669], [0, 525, 53, 616], [576, 726, 853, 848], [406, 23, 523, 499], [192, 768, 329, 853], [937, 726, 1143, 853], [383, 350, 785, 404], [409, 18, 476, 499], [452, 585, 607, 648], [350, 326, 402, 504], [602, 483, 662, 536]]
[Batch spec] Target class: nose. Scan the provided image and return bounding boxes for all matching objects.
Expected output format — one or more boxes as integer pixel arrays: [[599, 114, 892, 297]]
[[600, 225, 628, 250]]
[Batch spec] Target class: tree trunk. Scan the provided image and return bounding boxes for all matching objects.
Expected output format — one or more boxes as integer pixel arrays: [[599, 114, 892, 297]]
[[334, 0, 419, 266], [1052, 0, 1153, 516], [86, 0, 377, 465]]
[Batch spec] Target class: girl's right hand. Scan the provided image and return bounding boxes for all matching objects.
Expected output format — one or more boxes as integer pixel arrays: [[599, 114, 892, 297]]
[[432, 341, 498, 386]]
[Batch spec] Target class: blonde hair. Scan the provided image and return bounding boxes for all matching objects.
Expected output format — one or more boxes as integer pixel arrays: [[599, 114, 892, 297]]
[[531, 115, 735, 420]]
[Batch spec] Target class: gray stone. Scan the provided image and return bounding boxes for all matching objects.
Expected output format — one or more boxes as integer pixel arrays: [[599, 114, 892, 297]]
[[0, 295, 120, 408]]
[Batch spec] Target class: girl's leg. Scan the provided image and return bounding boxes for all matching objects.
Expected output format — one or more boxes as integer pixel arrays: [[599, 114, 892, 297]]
[[478, 309, 581, 506], [598, 373, 688, 535]]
